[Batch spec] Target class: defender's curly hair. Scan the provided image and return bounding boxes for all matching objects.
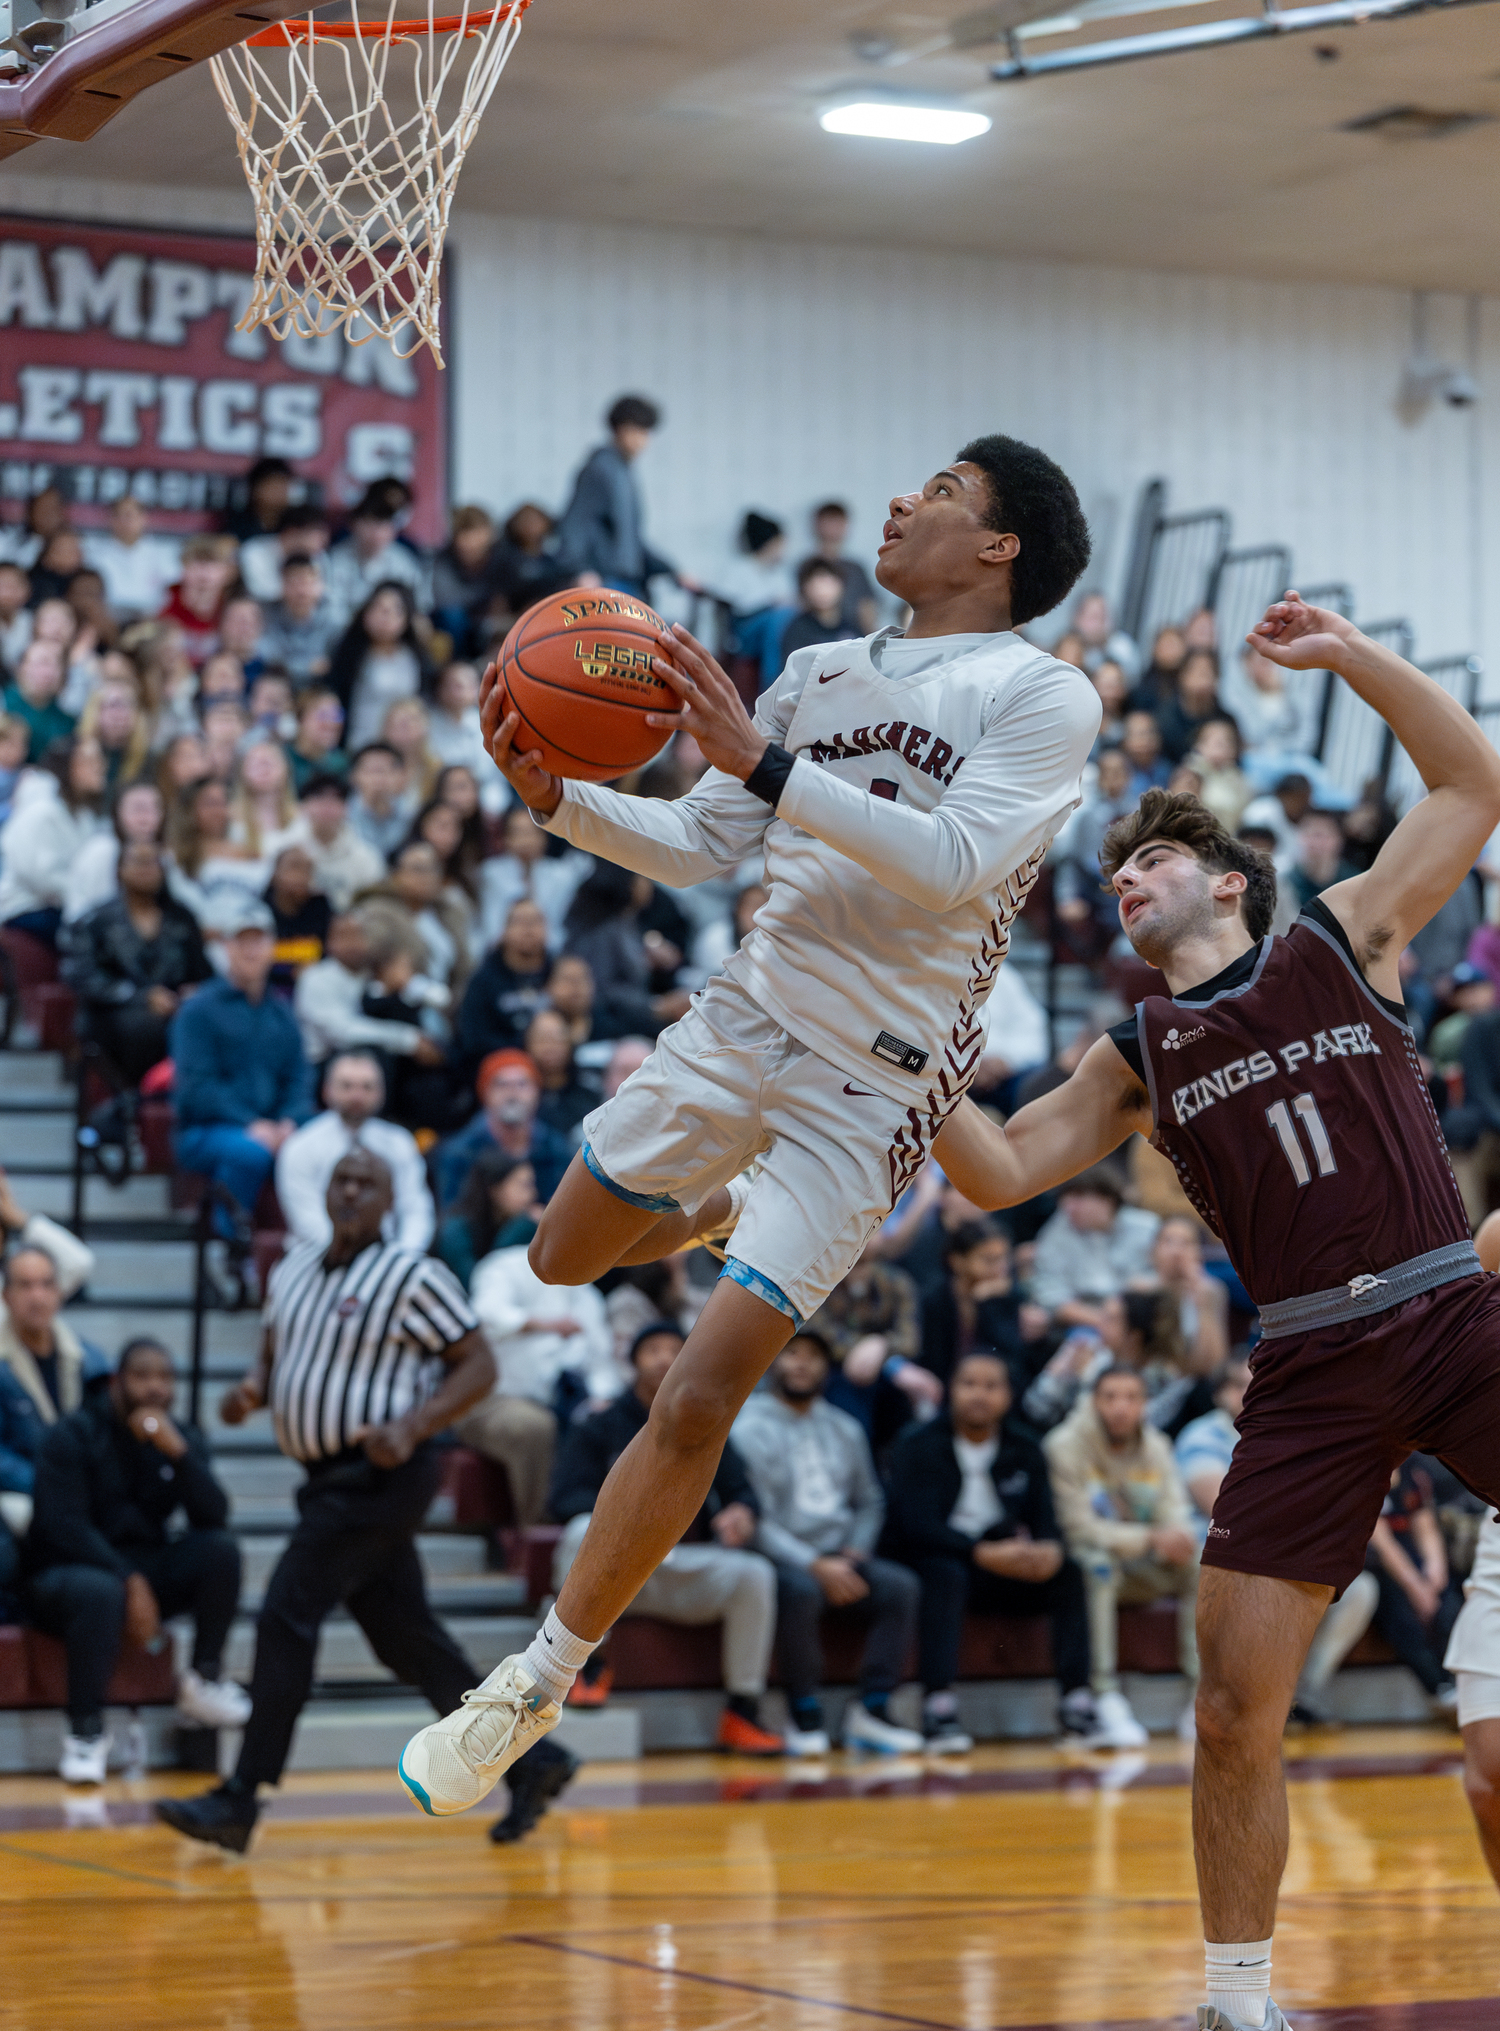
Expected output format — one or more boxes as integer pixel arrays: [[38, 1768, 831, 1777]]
[[1099, 788, 1278, 940]]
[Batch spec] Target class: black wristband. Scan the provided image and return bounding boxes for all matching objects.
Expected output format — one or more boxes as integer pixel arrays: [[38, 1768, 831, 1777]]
[[744, 742, 796, 809]]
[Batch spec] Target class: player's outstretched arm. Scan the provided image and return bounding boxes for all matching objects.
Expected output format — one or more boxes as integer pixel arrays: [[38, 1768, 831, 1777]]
[[1251, 593, 1500, 990], [933, 1037, 1151, 1210], [478, 652, 778, 887]]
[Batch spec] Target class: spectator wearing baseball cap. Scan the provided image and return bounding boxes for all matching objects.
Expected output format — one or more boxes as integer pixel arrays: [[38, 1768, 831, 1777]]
[[433, 1048, 574, 1210], [169, 899, 313, 1254]]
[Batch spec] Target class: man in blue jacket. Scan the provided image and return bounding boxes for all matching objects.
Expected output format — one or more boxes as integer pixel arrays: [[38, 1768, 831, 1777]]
[[170, 900, 312, 1253]]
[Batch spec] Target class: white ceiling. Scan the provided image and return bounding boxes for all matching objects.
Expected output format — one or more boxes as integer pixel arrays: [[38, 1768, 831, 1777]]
[[16, 0, 1500, 291]]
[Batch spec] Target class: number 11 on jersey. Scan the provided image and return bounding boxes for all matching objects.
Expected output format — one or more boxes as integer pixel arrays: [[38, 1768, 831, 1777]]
[[1267, 1093, 1337, 1186]]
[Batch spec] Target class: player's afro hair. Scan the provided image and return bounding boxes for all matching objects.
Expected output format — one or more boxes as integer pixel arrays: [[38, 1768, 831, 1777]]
[[1099, 788, 1278, 941], [956, 433, 1092, 628]]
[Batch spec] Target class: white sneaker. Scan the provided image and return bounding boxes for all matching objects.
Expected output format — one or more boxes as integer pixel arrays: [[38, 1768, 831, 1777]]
[[842, 1703, 925, 1755], [177, 1669, 252, 1729], [1080, 1689, 1149, 1749], [398, 1656, 560, 1816], [698, 1169, 754, 1261], [783, 1725, 831, 1757], [59, 1733, 111, 1785]]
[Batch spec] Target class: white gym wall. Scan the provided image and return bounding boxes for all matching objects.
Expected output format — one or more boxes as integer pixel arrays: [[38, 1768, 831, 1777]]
[[2, 168, 1496, 676]]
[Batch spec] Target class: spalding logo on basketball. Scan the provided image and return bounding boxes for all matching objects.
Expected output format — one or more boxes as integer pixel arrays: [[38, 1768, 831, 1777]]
[[495, 586, 678, 783]]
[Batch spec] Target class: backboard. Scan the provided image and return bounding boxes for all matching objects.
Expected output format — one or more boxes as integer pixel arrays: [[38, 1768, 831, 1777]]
[[0, 0, 310, 156]]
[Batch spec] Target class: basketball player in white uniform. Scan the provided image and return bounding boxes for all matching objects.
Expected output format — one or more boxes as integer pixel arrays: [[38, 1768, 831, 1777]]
[[400, 435, 1100, 1814], [1447, 1209, 1500, 1887]]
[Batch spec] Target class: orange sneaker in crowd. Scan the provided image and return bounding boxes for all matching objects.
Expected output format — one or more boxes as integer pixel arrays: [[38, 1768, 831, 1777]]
[[716, 1708, 785, 1757], [567, 1664, 614, 1708]]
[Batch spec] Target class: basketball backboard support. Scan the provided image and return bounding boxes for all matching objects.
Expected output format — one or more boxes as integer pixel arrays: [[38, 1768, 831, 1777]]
[[0, 0, 309, 156]]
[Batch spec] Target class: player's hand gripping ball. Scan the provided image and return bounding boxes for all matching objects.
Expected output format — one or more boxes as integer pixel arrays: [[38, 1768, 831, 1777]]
[[493, 586, 680, 782]]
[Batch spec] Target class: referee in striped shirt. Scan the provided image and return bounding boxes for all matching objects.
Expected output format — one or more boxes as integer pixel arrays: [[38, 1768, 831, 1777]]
[[157, 1147, 577, 1851]]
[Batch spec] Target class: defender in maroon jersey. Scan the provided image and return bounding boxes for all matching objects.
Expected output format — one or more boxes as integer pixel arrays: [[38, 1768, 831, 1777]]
[[933, 592, 1500, 2031]]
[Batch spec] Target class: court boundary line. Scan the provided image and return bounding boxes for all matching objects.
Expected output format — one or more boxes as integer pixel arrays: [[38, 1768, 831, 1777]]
[[0, 1836, 186, 1891], [508, 1932, 966, 2030]]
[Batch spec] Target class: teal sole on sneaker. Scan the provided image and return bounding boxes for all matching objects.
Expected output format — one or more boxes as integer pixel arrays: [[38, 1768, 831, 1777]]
[[397, 1749, 440, 1817]]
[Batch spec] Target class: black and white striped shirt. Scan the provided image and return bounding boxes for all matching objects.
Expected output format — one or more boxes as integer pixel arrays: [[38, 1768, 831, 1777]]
[[265, 1240, 478, 1464]]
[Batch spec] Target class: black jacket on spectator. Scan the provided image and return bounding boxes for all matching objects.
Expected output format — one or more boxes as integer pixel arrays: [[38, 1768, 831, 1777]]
[[780, 612, 861, 661], [456, 950, 552, 1067], [1453, 1008, 1500, 1146], [28, 1392, 227, 1576], [920, 1283, 1029, 1395], [489, 538, 574, 618], [549, 1388, 758, 1536], [880, 1413, 1058, 1564], [1155, 698, 1220, 764], [62, 893, 212, 1008], [564, 922, 662, 1035], [537, 1075, 598, 1137]]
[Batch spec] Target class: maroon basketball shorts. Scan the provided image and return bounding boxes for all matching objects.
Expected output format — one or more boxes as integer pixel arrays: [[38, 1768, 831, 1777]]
[[1203, 1273, 1500, 1592]]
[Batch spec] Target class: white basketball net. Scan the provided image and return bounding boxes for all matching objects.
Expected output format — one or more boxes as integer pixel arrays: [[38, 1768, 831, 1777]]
[[209, 0, 531, 363]]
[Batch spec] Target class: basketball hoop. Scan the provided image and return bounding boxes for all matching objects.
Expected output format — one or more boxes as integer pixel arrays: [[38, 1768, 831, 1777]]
[[208, 0, 531, 364]]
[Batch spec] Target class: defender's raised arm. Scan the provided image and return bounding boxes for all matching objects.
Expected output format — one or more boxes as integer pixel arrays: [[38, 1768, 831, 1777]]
[[1250, 593, 1500, 991], [933, 1036, 1151, 1210]]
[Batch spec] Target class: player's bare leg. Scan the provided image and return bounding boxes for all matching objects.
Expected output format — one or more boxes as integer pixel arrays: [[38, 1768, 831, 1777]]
[[530, 1153, 737, 1279], [1460, 1720, 1500, 1889], [1193, 1568, 1330, 2026], [551, 1277, 793, 1636], [400, 1226, 790, 1817]]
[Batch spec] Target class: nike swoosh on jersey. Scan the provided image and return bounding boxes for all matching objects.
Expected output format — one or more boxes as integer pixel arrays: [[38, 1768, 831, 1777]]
[[818, 669, 849, 685], [843, 1083, 878, 1097]]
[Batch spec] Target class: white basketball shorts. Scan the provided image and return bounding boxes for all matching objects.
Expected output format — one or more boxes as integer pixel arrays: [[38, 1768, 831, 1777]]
[[580, 973, 946, 1325], [1445, 1511, 1500, 1726]]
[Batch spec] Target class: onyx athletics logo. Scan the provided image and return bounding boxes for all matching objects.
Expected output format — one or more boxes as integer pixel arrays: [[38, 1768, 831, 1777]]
[[818, 668, 849, 685], [1162, 1025, 1207, 1053]]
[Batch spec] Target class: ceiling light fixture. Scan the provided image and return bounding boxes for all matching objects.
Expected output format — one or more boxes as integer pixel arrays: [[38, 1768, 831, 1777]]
[[819, 102, 992, 144]]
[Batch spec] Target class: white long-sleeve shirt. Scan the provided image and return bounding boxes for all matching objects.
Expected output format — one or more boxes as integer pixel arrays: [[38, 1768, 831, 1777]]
[[293, 957, 425, 1063], [0, 773, 107, 922], [469, 1245, 620, 1405], [977, 963, 1051, 1076], [275, 1110, 434, 1251], [543, 627, 1099, 1107], [82, 532, 181, 617]]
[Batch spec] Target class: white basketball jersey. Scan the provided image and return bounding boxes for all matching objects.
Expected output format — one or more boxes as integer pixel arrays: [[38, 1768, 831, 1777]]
[[544, 626, 1100, 1117]]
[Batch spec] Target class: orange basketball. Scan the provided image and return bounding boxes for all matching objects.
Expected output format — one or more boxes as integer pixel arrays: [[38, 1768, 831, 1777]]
[[497, 586, 679, 783]]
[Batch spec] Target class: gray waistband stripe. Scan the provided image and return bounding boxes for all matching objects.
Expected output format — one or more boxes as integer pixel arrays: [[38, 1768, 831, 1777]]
[[1256, 1241, 1482, 1340]]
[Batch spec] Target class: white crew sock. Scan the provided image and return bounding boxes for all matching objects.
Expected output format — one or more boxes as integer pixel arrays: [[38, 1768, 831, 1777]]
[[1206, 1938, 1272, 2026], [522, 1609, 597, 1705]]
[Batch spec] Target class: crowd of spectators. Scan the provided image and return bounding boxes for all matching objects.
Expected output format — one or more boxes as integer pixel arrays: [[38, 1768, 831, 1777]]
[[0, 437, 1485, 1775]]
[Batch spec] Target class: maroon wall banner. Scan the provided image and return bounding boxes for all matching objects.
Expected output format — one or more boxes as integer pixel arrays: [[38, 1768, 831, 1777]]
[[0, 215, 448, 543]]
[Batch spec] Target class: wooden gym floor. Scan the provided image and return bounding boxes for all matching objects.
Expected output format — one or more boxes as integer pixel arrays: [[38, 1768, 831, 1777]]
[[0, 1727, 1495, 2030]]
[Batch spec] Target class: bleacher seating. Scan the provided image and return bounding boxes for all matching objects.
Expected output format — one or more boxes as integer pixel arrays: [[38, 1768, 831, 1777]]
[[0, 1034, 1421, 1767]]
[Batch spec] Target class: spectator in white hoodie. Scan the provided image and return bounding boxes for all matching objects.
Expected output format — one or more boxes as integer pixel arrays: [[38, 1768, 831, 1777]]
[[0, 738, 108, 945], [462, 1240, 619, 1524]]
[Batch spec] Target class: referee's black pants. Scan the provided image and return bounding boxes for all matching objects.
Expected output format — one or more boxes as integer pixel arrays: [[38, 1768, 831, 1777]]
[[236, 1446, 475, 1788]]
